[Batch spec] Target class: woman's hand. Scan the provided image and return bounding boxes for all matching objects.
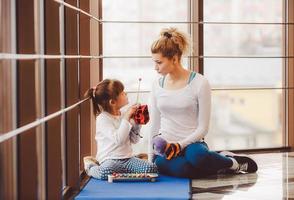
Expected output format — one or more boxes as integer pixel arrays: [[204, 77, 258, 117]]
[[123, 104, 140, 122], [165, 143, 182, 160], [152, 137, 182, 160]]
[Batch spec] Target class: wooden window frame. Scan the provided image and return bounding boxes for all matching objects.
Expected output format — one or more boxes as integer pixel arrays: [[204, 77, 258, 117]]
[[288, 0, 294, 149], [34, 0, 46, 199], [65, 0, 80, 192], [63, 0, 101, 198], [89, 0, 102, 157], [0, 0, 18, 199], [1, 0, 101, 199], [189, 0, 203, 74], [79, 0, 92, 172], [16, 0, 39, 199], [45, 0, 63, 199]]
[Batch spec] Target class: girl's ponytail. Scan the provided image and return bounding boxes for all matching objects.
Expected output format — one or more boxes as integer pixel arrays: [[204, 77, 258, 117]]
[[84, 87, 101, 116]]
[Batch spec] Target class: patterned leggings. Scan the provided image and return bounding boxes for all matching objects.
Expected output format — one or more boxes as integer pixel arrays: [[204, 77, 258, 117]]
[[88, 157, 158, 180]]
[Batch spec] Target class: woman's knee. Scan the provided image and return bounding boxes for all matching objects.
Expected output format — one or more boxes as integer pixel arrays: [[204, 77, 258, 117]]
[[155, 156, 177, 175], [154, 156, 167, 169], [155, 156, 191, 177], [185, 142, 209, 167]]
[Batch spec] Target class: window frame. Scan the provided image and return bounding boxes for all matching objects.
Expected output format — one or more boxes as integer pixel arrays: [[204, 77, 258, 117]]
[[0, 0, 18, 199], [288, 0, 294, 149]]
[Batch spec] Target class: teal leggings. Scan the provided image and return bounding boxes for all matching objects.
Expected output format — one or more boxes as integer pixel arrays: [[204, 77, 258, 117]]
[[154, 142, 233, 178]]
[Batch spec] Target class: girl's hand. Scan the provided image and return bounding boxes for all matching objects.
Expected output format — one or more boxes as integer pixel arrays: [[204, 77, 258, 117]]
[[123, 104, 140, 121]]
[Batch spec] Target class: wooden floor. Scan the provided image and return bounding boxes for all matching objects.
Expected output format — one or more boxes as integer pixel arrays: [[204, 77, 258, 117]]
[[191, 152, 294, 199]]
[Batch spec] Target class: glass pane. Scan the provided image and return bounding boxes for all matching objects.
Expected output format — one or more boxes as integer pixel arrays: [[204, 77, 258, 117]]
[[204, 0, 285, 151], [103, 23, 189, 56], [207, 90, 284, 150], [204, 0, 283, 22], [204, 58, 283, 88], [103, 58, 189, 91], [204, 25, 283, 56], [102, 0, 190, 93], [102, 0, 188, 21]]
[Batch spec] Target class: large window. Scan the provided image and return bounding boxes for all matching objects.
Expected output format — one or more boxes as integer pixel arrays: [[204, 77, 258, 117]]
[[204, 0, 285, 150], [102, 0, 287, 153]]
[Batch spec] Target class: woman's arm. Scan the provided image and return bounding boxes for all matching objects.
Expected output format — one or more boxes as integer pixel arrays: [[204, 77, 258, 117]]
[[148, 82, 161, 162], [178, 78, 211, 149]]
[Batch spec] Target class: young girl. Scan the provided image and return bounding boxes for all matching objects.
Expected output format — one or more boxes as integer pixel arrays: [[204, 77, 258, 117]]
[[84, 79, 157, 180], [149, 27, 257, 178]]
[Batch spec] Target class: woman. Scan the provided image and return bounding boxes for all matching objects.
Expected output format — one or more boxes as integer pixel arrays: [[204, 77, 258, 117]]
[[148, 27, 257, 178]]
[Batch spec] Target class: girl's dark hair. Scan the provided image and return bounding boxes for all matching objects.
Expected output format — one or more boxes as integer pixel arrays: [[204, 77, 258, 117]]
[[151, 27, 189, 60], [84, 79, 124, 116]]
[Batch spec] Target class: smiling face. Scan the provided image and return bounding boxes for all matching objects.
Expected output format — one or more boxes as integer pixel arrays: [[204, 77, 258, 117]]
[[152, 53, 175, 76]]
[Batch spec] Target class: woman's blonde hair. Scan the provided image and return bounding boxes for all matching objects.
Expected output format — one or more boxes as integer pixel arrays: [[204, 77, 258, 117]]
[[151, 27, 190, 60]]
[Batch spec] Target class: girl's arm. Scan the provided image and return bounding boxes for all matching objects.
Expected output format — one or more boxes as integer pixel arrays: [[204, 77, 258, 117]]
[[98, 117, 132, 145], [148, 82, 161, 162], [178, 78, 211, 149], [103, 104, 138, 145], [129, 124, 141, 144]]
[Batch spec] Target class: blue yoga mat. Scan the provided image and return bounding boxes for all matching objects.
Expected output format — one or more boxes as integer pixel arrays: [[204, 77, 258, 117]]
[[75, 175, 191, 200]]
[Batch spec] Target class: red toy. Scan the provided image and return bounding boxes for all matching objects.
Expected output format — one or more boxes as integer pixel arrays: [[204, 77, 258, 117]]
[[133, 104, 150, 124], [132, 78, 150, 125]]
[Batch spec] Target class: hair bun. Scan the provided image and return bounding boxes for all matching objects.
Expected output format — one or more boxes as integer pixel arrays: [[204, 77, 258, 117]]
[[163, 32, 172, 38]]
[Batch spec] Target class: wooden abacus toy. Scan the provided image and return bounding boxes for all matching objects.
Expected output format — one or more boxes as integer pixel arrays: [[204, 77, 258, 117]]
[[107, 173, 158, 183]]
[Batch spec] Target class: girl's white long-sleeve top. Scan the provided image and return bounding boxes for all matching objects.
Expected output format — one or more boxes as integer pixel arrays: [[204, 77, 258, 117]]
[[148, 73, 211, 161], [95, 111, 141, 163]]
